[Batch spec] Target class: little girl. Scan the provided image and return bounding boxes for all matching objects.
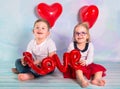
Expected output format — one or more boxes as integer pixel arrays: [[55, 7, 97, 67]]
[[67, 22, 106, 88], [12, 19, 57, 81]]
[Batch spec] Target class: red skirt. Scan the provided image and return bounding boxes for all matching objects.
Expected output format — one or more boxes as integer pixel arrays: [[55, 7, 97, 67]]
[[63, 63, 106, 80]]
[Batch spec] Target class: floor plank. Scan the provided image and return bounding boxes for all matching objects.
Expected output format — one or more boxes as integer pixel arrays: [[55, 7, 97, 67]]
[[0, 61, 120, 89]]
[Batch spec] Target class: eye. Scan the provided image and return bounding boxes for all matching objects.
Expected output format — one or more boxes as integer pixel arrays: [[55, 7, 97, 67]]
[[75, 32, 87, 36], [35, 26, 39, 30], [42, 27, 45, 30], [75, 32, 80, 35], [81, 32, 87, 35]]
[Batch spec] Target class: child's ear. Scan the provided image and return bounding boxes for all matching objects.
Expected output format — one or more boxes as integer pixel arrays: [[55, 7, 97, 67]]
[[86, 35, 89, 42], [32, 29, 34, 33], [48, 31, 50, 35]]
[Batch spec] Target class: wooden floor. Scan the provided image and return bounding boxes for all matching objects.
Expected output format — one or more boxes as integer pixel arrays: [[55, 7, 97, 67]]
[[0, 61, 120, 89]]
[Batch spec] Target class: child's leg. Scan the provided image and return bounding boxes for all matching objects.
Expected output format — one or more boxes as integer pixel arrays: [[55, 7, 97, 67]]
[[18, 73, 35, 81], [76, 70, 89, 88], [12, 68, 19, 74], [12, 59, 21, 74], [91, 71, 105, 86], [15, 58, 30, 73]]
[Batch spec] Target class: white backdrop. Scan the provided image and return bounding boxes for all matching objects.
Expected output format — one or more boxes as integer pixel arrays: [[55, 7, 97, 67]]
[[0, 0, 120, 63]]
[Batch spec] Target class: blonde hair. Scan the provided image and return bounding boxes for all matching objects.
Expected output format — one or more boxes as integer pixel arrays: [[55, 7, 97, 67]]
[[73, 22, 91, 43]]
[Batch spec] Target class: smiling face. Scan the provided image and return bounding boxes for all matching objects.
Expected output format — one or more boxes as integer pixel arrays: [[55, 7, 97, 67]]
[[33, 21, 50, 40], [73, 23, 90, 44]]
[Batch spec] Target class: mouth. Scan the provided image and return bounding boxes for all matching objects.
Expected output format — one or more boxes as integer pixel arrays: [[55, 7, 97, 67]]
[[77, 37, 83, 40], [37, 32, 43, 34]]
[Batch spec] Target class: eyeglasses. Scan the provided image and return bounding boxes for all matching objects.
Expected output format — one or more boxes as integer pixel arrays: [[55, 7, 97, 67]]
[[75, 32, 87, 36]]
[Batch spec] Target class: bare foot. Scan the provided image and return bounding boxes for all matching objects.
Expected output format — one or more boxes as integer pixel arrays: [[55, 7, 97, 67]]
[[91, 79, 105, 86], [18, 73, 34, 81], [12, 68, 19, 74], [79, 80, 89, 88]]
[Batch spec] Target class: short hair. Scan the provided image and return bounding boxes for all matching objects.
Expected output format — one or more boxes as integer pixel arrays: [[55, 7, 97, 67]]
[[33, 19, 51, 29]]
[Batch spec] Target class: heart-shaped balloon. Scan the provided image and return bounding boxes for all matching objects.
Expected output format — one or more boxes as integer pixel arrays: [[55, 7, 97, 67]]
[[36, 3, 62, 27], [79, 5, 99, 29]]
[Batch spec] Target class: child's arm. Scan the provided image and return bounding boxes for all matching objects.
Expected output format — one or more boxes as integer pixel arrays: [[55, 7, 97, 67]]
[[49, 51, 56, 57], [34, 60, 41, 66], [79, 59, 86, 66], [86, 43, 94, 65], [47, 39, 57, 57], [21, 56, 27, 66]]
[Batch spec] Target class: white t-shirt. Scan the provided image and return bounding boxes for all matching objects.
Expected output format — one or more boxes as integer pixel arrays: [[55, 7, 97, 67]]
[[67, 42, 94, 65], [26, 37, 56, 61]]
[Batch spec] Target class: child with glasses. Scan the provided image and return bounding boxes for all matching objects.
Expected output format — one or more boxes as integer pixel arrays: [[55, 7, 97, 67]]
[[12, 19, 57, 81], [67, 22, 106, 88]]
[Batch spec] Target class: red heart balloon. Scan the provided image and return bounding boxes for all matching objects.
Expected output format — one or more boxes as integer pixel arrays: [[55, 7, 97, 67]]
[[79, 5, 99, 29], [37, 3, 62, 27]]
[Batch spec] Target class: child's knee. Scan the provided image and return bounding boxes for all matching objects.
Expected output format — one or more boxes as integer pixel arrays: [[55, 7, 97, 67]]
[[15, 58, 21, 66]]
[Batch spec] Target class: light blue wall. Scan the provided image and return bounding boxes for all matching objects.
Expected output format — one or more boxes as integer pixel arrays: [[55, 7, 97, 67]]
[[0, 0, 120, 63]]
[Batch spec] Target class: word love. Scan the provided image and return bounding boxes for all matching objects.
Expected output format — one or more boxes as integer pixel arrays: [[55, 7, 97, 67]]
[[23, 50, 81, 75]]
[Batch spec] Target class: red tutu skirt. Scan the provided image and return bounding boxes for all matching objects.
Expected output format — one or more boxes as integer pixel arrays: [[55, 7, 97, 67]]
[[63, 63, 106, 80]]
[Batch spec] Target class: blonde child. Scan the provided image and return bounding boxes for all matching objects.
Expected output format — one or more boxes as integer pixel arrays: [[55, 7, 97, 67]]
[[12, 19, 57, 81], [67, 22, 106, 88]]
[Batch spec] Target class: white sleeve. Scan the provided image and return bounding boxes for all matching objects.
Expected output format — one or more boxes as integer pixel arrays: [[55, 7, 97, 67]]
[[86, 43, 94, 65], [47, 39, 57, 53], [26, 40, 33, 54], [67, 42, 74, 52]]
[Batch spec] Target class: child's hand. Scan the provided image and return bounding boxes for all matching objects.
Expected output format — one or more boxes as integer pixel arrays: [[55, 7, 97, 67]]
[[79, 59, 86, 66], [21, 57, 27, 66], [34, 60, 41, 66]]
